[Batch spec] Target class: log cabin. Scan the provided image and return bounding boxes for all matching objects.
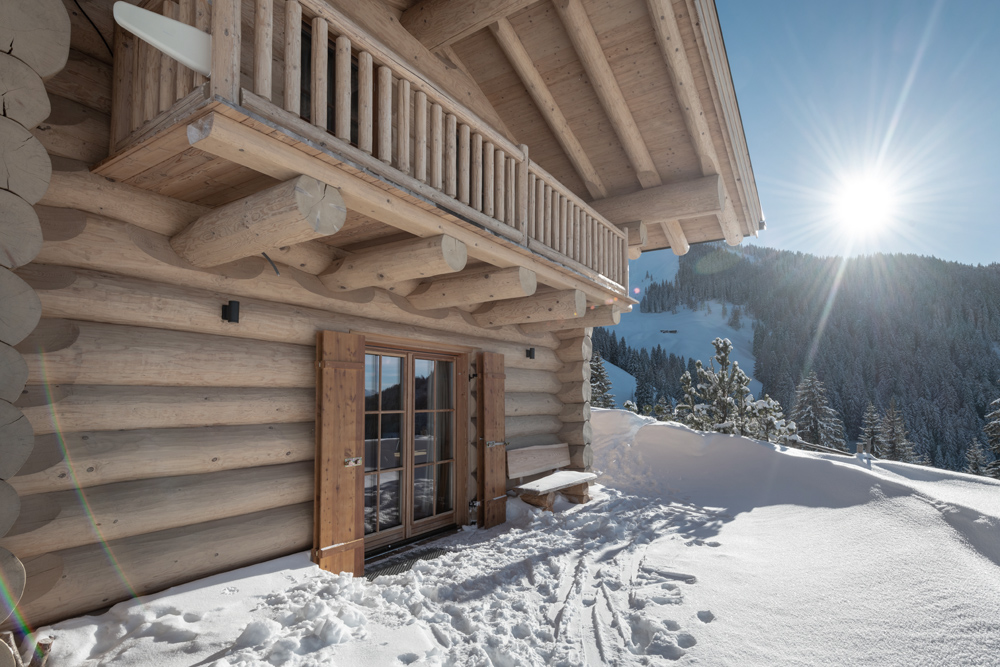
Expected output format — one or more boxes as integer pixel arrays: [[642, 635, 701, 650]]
[[0, 0, 762, 634]]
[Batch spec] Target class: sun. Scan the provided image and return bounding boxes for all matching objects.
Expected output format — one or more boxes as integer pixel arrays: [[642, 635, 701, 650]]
[[832, 172, 896, 236]]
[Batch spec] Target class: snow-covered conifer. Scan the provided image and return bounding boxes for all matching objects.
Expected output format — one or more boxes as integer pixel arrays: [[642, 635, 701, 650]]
[[623, 400, 639, 414], [877, 398, 917, 462], [964, 439, 989, 476], [858, 402, 881, 456], [790, 372, 847, 450], [589, 352, 617, 409], [654, 396, 674, 422], [984, 397, 1000, 479]]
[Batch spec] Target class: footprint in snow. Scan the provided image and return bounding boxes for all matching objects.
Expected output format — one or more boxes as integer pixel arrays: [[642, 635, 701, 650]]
[[697, 610, 715, 623]]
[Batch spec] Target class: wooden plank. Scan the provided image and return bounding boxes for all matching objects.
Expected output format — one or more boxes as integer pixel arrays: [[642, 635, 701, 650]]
[[158, 2, 178, 113], [401, 0, 538, 50], [477, 351, 506, 529], [313, 330, 365, 576], [177, 0, 194, 98], [284, 0, 302, 114], [311, 16, 328, 130], [210, 0, 241, 102], [507, 443, 572, 478], [110, 32, 135, 151]]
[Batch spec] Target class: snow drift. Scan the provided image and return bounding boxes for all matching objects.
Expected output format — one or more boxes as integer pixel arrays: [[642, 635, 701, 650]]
[[29, 412, 1000, 666]]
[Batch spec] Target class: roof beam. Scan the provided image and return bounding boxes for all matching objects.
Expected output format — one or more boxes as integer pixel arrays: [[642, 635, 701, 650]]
[[401, 0, 538, 51], [408, 265, 536, 310], [619, 221, 647, 260], [660, 220, 689, 256], [319, 235, 467, 292], [552, 0, 662, 190], [520, 304, 619, 333], [490, 18, 607, 199], [590, 174, 722, 225], [645, 0, 742, 245], [473, 289, 585, 328]]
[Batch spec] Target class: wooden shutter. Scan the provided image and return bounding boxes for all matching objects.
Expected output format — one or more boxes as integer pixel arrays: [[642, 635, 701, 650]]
[[477, 351, 507, 528], [313, 331, 365, 576]]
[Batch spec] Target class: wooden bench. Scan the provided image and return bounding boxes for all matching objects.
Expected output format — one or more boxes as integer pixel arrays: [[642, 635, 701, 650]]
[[507, 443, 597, 511]]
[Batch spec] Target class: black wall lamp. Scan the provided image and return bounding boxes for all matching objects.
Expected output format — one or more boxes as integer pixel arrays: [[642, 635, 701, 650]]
[[525, 347, 535, 359], [222, 300, 240, 323]]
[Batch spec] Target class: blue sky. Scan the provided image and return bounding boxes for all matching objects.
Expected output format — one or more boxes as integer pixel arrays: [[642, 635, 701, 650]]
[[716, 0, 1000, 266]]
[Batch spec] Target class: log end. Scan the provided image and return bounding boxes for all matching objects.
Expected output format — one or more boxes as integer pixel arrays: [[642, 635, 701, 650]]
[[294, 177, 347, 236], [0, 268, 42, 346], [0, 547, 26, 626], [441, 236, 468, 272]]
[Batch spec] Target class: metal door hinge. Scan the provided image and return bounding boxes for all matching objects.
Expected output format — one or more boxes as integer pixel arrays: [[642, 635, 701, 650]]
[[344, 456, 362, 467], [486, 440, 508, 448]]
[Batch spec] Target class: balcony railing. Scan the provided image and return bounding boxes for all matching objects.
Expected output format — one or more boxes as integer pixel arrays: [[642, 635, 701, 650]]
[[113, 0, 628, 292]]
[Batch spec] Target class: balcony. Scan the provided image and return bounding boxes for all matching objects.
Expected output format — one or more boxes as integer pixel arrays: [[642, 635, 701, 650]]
[[96, 0, 632, 313]]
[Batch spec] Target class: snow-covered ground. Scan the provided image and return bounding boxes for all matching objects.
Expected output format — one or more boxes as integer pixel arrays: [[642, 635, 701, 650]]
[[618, 251, 762, 397], [30, 412, 1000, 666]]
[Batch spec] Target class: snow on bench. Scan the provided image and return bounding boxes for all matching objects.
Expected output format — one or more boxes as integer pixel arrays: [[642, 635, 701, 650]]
[[507, 443, 597, 511]]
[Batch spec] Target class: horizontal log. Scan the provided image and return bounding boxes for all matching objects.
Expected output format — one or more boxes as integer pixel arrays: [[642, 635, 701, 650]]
[[0, 343, 28, 403], [17, 552, 62, 609], [319, 235, 467, 292], [30, 93, 109, 165], [6, 503, 312, 630], [0, 0, 71, 79], [557, 381, 591, 404], [560, 421, 593, 447], [0, 190, 43, 269], [504, 414, 562, 439], [568, 443, 593, 471], [170, 175, 347, 268], [0, 116, 51, 204], [0, 401, 33, 479], [270, 241, 342, 275], [18, 264, 562, 370], [473, 289, 585, 328], [1, 461, 314, 559], [590, 175, 724, 225], [505, 392, 563, 417], [506, 433, 563, 450], [662, 219, 690, 256], [34, 205, 87, 241], [520, 305, 620, 333], [19, 319, 316, 387], [18, 385, 315, 435], [0, 548, 25, 627], [44, 49, 112, 115], [556, 360, 591, 384], [619, 221, 647, 248], [559, 402, 591, 423], [39, 171, 204, 236], [0, 481, 18, 537], [407, 266, 536, 311], [0, 267, 41, 346], [29, 215, 557, 347], [0, 53, 50, 128], [505, 368, 561, 394], [10, 422, 315, 496], [556, 335, 592, 363]]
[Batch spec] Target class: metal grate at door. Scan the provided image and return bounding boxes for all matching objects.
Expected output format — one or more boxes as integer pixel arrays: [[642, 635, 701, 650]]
[[364, 548, 451, 581]]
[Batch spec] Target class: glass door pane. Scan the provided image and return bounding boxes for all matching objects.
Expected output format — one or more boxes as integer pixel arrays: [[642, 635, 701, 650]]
[[364, 353, 405, 536], [413, 358, 455, 524]]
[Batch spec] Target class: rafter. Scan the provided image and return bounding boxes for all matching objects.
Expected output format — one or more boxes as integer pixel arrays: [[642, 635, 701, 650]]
[[401, 0, 538, 51], [590, 174, 723, 225], [490, 18, 607, 199], [552, 0, 661, 190], [660, 220, 689, 256]]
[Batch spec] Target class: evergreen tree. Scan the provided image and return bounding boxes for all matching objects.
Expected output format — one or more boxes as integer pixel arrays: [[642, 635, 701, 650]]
[[984, 397, 1000, 479], [589, 352, 616, 409], [727, 305, 743, 330], [635, 370, 655, 415], [964, 439, 989, 476], [858, 402, 881, 456], [753, 395, 797, 444], [790, 372, 847, 450], [878, 398, 917, 462], [623, 400, 639, 414], [654, 396, 674, 421], [675, 368, 709, 430], [674, 338, 757, 435]]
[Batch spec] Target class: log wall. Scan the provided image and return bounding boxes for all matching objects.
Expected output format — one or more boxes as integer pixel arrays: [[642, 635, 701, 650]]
[[0, 5, 595, 632]]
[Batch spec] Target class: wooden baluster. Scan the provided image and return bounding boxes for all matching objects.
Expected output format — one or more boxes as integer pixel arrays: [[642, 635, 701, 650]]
[[550, 187, 559, 249], [378, 65, 393, 162], [585, 214, 593, 268], [517, 145, 529, 235], [494, 149, 505, 223], [397, 79, 410, 174], [254, 0, 272, 99], [458, 124, 470, 205], [192, 0, 210, 86], [430, 103, 443, 189], [483, 141, 495, 217], [559, 195, 568, 254], [527, 173, 536, 240], [130, 34, 143, 131], [177, 0, 194, 98], [141, 39, 159, 123], [543, 184, 552, 246], [211, 0, 240, 102], [445, 114, 457, 197], [159, 2, 177, 112], [414, 91, 428, 182], [471, 133, 483, 211], [621, 232, 630, 287], [311, 17, 328, 130], [284, 0, 301, 114], [506, 156, 516, 225], [601, 228, 608, 276], [571, 204, 579, 261], [335, 35, 351, 141], [357, 53, 373, 153], [535, 177, 544, 242]]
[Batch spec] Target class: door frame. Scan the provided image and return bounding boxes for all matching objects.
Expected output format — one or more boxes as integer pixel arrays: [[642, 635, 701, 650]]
[[359, 335, 469, 552]]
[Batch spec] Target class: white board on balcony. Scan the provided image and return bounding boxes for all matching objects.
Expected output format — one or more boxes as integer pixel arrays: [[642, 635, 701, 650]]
[[113, 1, 212, 77]]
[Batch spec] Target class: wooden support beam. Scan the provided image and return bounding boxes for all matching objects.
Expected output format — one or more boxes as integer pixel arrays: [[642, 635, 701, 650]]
[[590, 174, 723, 225], [552, 0, 661, 189], [407, 266, 535, 310], [253, 0, 273, 99], [187, 113, 631, 305], [170, 175, 346, 268], [661, 219, 689, 256], [319, 235, 467, 292], [619, 220, 647, 258], [473, 289, 585, 328], [520, 305, 619, 333], [210, 0, 241, 102], [490, 19, 606, 199], [401, 0, 537, 50]]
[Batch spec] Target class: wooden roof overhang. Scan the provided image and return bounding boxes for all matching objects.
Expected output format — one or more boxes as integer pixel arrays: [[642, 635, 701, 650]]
[[399, 0, 763, 257]]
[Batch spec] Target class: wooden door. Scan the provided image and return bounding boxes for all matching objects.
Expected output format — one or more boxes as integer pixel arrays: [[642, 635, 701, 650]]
[[313, 331, 366, 576], [477, 351, 507, 528]]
